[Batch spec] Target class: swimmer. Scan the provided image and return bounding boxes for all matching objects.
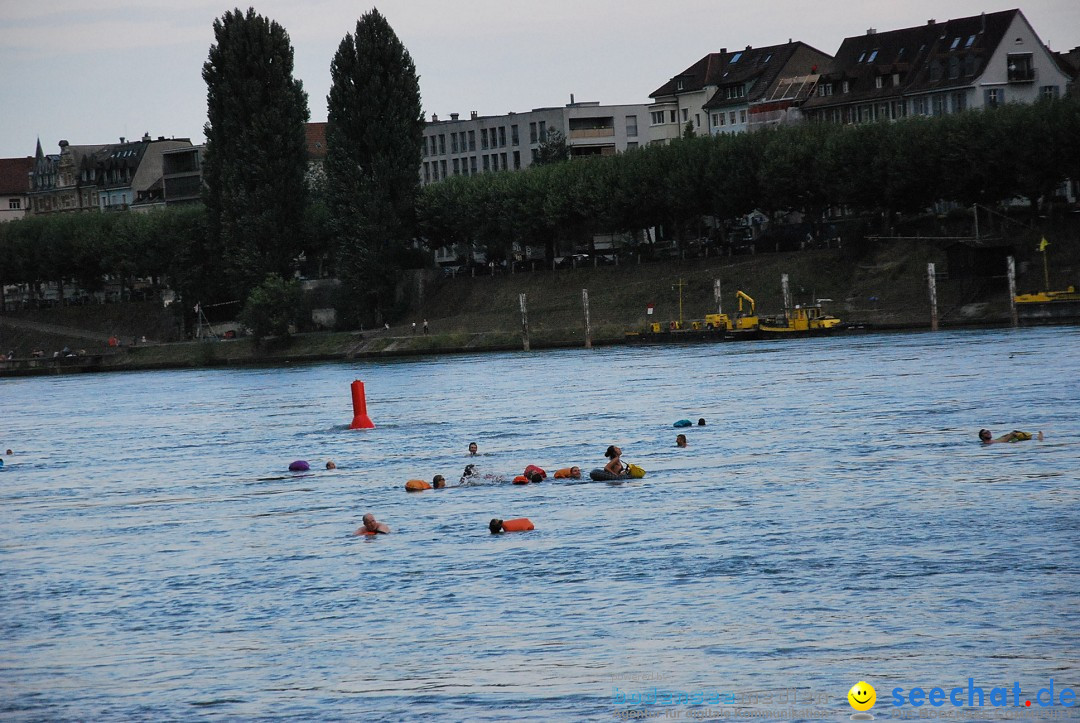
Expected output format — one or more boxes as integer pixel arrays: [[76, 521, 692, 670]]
[[355, 513, 390, 535], [979, 428, 1043, 444], [489, 517, 534, 533], [468, 441, 478, 455], [676, 433, 687, 448], [326, 460, 337, 470], [459, 464, 505, 485], [5, 449, 11, 455], [433, 475, 446, 489], [553, 466, 582, 479], [604, 445, 626, 477], [697, 418, 706, 426]]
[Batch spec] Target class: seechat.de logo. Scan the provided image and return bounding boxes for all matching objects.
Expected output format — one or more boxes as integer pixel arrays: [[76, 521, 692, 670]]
[[848, 681, 876, 719]]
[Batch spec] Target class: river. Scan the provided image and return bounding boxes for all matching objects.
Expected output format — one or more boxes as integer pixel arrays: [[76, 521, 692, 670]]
[[2, 328, 1077, 720]]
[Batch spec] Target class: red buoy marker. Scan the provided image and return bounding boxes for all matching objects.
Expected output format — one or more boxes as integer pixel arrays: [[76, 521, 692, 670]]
[[349, 380, 375, 429]]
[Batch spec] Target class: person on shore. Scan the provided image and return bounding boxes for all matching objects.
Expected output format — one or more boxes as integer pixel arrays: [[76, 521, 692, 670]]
[[354, 513, 390, 535], [489, 518, 534, 533], [979, 429, 1043, 444], [423, 319, 429, 334], [604, 445, 626, 477], [468, 441, 478, 455], [553, 466, 582, 479], [676, 434, 688, 448]]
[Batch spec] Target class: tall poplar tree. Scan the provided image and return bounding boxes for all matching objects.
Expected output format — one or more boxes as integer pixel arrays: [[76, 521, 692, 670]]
[[326, 8, 424, 323], [202, 7, 310, 301]]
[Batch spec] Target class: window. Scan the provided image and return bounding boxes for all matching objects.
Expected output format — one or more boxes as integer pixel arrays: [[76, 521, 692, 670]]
[[481, 129, 489, 150], [1007, 53, 1034, 82], [739, 110, 746, 123], [511, 125, 519, 145], [875, 76, 884, 89], [712, 113, 720, 126], [914, 96, 929, 115], [730, 51, 742, 63], [893, 73, 901, 85], [650, 111, 664, 125], [1040, 85, 1059, 101], [857, 51, 865, 63], [729, 111, 736, 124], [952, 92, 967, 112], [985, 88, 1003, 108], [676, 79, 684, 91], [529, 122, 538, 143], [695, 113, 700, 128], [10, 198, 22, 210], [483, 155, 490, 171], [470, 157, 477, 174], [499, 127, 506, 147], [965, 34, 976, 48], [950, 37, 961, 50], [531, 148, 539, 162], [948, 56, 960, 79], [681, 108, 688, 122], [819, 83, 833, 96], [842, 80, 850, 94], [626, 115, 638, 136], [626, 142, 639, 150], [539, 124, 548, 142], [930, 62, 942, 81], [867, 49, 878, 63], [469, 130, 476, 151], [431, 162, 438, 181], [452, 158, 460, 174], [491, 154, 498, 171], [513, 151, 521, 169], [763, 53, 772, 63], [932, 94, 946, 116], [964, 55, 977, 76], [440, 160, 447, 178], [669, 110, 677, 124], [501, 153, 507, 169], [451, 134, 458, 154], [438, 134, 446, 154]]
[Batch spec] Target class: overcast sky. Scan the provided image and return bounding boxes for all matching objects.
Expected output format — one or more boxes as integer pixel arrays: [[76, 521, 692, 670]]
[[2, 0, 1078, 159]]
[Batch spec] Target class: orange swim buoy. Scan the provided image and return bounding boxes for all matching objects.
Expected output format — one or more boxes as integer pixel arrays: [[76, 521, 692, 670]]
[[405, 479, 432, 492], [553, 467, 576, 479], [502, 518, 534, 532], [512, 475, 530, 485], [523, 464, 547, 479]]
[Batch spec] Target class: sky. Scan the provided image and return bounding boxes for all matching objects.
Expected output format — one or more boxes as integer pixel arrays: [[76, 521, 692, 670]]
[[2, 0, 1078, 159]]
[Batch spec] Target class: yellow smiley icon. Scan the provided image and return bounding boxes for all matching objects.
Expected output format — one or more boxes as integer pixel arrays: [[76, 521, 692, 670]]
[[848, 681, 876, 712]]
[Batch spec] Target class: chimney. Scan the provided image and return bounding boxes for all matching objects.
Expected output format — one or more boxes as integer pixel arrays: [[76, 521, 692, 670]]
[[867, 28, 876, 35], [745, 45, 752, 51], [570, 93, 575, 104], [119, 137, 125, 144], [927, 19, 936, 25], [59, 140, 69, 149], [142, 132, 150, 142], [431, 113, 438, 122], [721, 48, 727, 55], [981, 11, 986, 34], [470, 110, 477, 119], [450, 113, 459, 121]]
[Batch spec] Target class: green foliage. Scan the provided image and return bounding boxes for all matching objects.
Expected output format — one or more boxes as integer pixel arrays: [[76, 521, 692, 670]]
[[534, 127, 569, 166], [326, 7, 424, 324], [239, 274, 303, 339], [202, 7, 310, 300]]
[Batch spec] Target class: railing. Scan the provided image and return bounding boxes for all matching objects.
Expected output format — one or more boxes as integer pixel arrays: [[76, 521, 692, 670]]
[[568, 128, 615, 139]]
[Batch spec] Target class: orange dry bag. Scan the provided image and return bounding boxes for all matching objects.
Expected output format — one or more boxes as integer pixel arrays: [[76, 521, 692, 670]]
[[405, 479, 432, 492], [502, 518, 534, 532]]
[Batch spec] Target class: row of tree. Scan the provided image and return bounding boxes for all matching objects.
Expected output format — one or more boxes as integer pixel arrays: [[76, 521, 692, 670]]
[[417, 97, 1080, 264]]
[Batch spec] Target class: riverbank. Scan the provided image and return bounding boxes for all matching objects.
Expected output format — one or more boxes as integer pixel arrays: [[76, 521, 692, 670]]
[[1, 238, 1074, 376]]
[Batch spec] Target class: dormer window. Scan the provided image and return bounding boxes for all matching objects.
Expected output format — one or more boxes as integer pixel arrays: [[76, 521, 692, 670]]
[[875, 76, 884, 88], [867, 49, 878, 63], [950, 36, 961, 50], [730, 52, 742, 63], [763, 53, 772, 63], [965, 34, 976, 48], [676, 79, 684, 91], [857, 51, 866, 63], [893, 72, 901, 85], [842, 80, 850, 93]]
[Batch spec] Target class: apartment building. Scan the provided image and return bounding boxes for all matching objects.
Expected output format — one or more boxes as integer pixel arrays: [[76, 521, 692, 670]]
[[0, 157, 32, 223], [419, 98, 649, 185]]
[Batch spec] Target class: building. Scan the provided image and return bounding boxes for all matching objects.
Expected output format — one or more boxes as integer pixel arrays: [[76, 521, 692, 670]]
[[161, 146, 205, 206], [649, 41, 833, 140], [801, 9, 1072, 123], [419, 98, 648, 185], [29, 134, 192, 215], [0, 157, 33, 223]]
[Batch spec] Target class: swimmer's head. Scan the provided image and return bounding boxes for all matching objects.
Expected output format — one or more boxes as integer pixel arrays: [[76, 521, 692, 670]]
[[698, 418, 706, 426], [432, 475, 446, 489], [529, 472, 543, 483], [463, 464, 476, 477], [605, 445, 621, 459], [468, 442, 478, 455], [326, 460, 336, 470], [489, 518, 504, 534], [570, 466, 581, 478], [978, 429, 992, 442]]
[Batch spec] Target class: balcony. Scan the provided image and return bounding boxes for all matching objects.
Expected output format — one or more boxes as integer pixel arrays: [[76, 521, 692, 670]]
[[1007, 56, 1036, 83], [568, 127, 615, 139]]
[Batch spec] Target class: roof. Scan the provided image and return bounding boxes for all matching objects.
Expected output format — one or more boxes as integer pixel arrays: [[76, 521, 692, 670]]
[[650, 42, 831, 109], [803, 9, 1020, 109], [305, 122, 327, 160], [0, 157, 33, 194]]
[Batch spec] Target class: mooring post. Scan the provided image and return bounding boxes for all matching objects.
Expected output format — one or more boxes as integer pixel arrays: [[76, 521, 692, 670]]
[[1007, 256, 1018, 328], [582, 288, 592, 349], [714, 278, 723, 314], [928, 262, 939, 331], [781, 274, 791, 310], [519, 292, 530, 351]]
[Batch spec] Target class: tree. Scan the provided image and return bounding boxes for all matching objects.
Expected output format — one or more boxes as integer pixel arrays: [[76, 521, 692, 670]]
[[534, 127, 569, 166], [683, 120, 696, 139], [239, 273, 303, 339], [202, 7, 310, 301], [326, 8, 424, 325]]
